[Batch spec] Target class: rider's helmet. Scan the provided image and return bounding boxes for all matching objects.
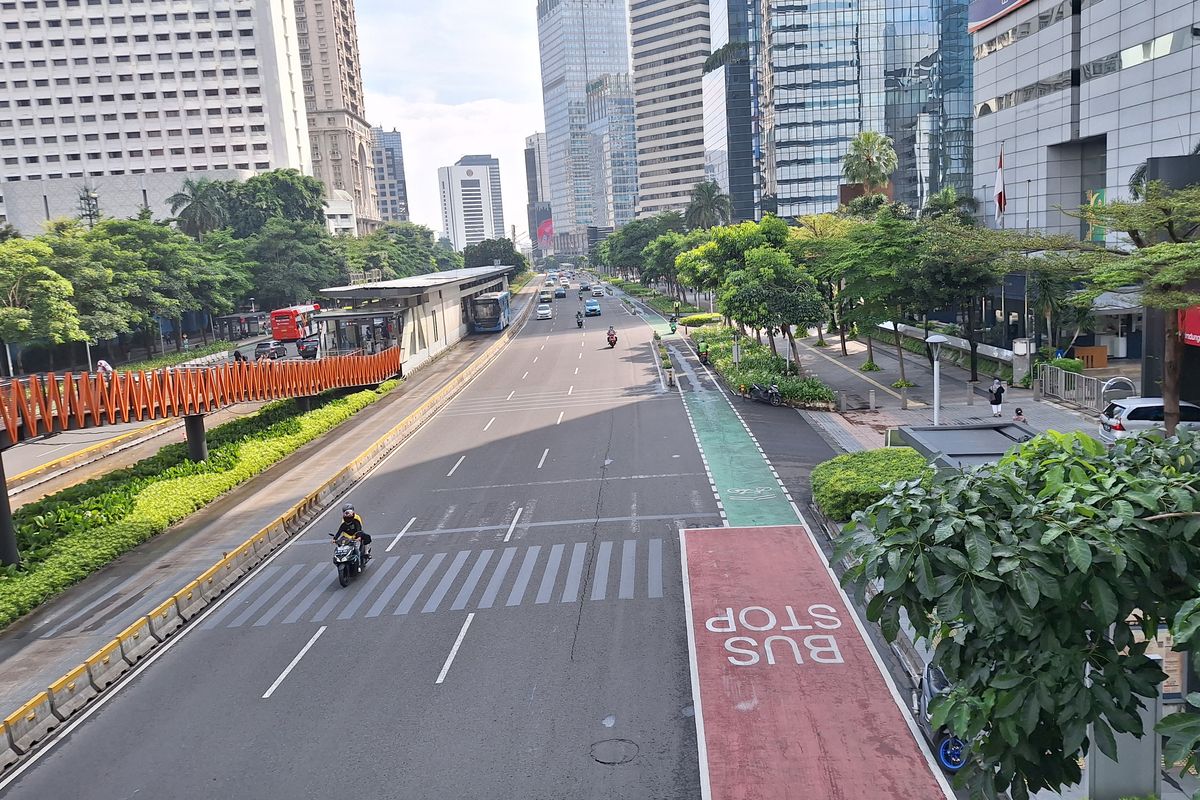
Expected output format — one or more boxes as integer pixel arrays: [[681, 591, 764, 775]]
[[342, 503, 355, 519]]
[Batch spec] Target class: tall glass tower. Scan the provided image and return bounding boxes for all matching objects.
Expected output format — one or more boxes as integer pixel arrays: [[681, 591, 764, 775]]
[[759, 0, 973, 217], [536, 0, 631, 252], [704, 0, 761, 222]]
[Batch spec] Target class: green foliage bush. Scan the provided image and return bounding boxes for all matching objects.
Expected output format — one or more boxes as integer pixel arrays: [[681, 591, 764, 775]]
[[811, 447, 931, 521], [678, 313, 722, 327], [692, 326, 836, 407], [122, 340, 237, 372], [0, 378, 400, 628], [1050, 356, 1085, 374]]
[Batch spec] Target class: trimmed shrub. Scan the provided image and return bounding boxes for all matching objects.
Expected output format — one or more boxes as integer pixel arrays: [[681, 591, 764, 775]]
[[0, 379, 400, 628], [679, 313, 722, 327], [811, 447, 931, 521], [691, 326, 836, 407], [1051, 356, 1085, 374], [123, 340, 236, 372]]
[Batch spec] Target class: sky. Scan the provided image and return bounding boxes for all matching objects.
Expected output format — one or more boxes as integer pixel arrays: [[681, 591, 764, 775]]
[[357, 0, 544, 245]]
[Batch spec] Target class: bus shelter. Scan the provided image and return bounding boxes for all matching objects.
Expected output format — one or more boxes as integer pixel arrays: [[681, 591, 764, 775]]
[[313, 309, 403, 358], [214, 312, 269, 340]]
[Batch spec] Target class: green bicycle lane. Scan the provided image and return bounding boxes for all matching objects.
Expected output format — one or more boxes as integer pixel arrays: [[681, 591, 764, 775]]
[[680, 388, 803, 527]]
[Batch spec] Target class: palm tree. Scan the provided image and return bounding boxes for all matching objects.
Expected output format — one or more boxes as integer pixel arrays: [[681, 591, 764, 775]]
[[685, 180, 733, 230], [1128, 139, 1200, 199], [842, 131, 898, 195], [920, 186, 980, 225], [167, 177, 229, 240]]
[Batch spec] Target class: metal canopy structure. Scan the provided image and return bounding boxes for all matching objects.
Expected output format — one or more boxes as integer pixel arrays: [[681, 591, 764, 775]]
[[320, 265, 514, 304], [895, 423, 1038, 470]]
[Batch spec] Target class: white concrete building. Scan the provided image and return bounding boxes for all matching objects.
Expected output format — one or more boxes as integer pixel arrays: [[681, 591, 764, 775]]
[[971, 0, 1200, 237], [0, 0, 311, 234], [438, 157, 503, 251], [630, 0, 710, 217], [324, 187, 356, 236]]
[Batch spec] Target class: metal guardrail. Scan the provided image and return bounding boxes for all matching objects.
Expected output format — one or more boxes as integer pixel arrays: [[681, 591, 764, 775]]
[[1037, 364, 1137, 412]]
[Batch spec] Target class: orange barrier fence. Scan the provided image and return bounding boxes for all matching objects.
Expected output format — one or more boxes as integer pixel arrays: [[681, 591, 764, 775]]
[[0, 347, 402, 448]]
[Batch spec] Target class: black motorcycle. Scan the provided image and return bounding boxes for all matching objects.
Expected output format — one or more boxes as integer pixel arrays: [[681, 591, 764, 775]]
[[607, 333, 618, 348], [698, 349, 709, 365], [577, 317, 584, 328], [744, 382, 782, 407], [330, 533, 366, 587]]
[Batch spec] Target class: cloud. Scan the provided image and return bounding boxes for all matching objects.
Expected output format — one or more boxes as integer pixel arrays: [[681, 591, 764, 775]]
[[357, 0, 545, 242]]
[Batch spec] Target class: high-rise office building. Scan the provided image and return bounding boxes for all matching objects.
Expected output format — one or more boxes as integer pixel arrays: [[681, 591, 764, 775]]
[[0, 0, 312, 234], [438, 157, 504, 251], [296, 0, 379, 233], [536, 0, 631, 252], [630, 0, 710, 217], [703, 0, 760, 222], [587, 73, 638, 229], [524, 132, 552, 257], [455, 154, 504, 238], [371, 126, 409, 223], [759, 0, 972, 217]]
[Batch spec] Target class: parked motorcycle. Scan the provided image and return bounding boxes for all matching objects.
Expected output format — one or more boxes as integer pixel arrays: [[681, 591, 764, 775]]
[[698, 349, 709, 365], [607, 333, 618, 348], [330, 533, 366, 587], [744, 382, 783, 407], [913, 663, 968, 773]]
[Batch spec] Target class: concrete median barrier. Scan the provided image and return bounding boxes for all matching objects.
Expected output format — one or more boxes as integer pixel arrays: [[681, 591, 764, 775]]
[[47, 664, 97, 721], [84, 639, 128, 691], [146, 597, 184, 641], [210, 554, 241, 595], [117, 617, 156, 666], [230, 539, 261, 576], [195, 563, 223, 603], [0, 724, 19, 771], [172, 579, 207, 621], [3, 692, 58, 754]]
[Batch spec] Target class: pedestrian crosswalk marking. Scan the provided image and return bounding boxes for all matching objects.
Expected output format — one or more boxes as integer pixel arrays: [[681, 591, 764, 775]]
[[202, 538, 669, 631]]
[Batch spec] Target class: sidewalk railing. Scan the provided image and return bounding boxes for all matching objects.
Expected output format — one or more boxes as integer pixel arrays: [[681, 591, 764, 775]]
[[1037, 364, 1137, 412]]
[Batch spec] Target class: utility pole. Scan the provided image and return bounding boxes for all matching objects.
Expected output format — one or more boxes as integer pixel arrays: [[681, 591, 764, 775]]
[[78, 184, 100, 229]]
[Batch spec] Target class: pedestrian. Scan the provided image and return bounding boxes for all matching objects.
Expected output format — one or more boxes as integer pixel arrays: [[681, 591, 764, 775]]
[[1012, 407, 1027, 424], [182, 333, 190, 351], [988, 378, 1006, 417]]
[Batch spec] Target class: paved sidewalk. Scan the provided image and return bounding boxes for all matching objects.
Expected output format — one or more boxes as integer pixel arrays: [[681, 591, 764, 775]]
[[791, 335, 1096, 451]]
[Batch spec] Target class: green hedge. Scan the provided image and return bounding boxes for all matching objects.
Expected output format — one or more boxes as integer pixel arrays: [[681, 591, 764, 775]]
[[1050, 356, 1085, 374], [122, 340, 236, 372], [691, 326, 836, 407], [0, 379, 400, 629], [678, 313, 722, 327], [811, 447, 931, 521]]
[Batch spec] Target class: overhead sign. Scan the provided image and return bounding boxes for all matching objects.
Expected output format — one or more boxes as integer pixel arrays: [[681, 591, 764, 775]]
[[681, 525, 954, 799], [969, 0, 1037, 32]]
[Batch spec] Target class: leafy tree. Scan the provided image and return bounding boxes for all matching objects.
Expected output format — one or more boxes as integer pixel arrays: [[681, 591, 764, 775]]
[[841, 193, 912, 220], [789, 215, 854, 352], [166, 177, 230, 240], [842, 131, 898, 195], [222, 169, 327, 238], [719, 244, 824, 361], [463, 238, 529, 279], [837, 208, 922, 383], [240, 219, 341, 309], [642, 230, 708, 303], [684, 180, 733, 230], [920, 186, 979, 226], [0, 224, 20, 243], [841, 430, 1200, 799], [1079, 182, 1200, 434], [0, 239, 84, 371], [602, 213, 684, 278]]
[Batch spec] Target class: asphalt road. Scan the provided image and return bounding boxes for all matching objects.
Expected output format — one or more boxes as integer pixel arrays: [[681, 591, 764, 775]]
[[3, 290, 717, 798]]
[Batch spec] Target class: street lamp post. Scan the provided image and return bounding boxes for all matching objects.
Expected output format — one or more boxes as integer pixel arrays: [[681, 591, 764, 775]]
[[926, 334, 949, 426]]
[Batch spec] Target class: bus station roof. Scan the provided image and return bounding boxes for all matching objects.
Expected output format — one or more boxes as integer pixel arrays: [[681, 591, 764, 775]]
[[320, 265, 513, 303]]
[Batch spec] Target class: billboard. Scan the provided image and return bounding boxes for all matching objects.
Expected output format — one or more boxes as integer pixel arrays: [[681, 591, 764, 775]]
[[1182, 307, 1200, 348], [968, 0, 1037, 32]]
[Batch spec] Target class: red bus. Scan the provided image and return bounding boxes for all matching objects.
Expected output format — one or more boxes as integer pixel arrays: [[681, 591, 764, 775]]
[[270, 304, 321, 342]]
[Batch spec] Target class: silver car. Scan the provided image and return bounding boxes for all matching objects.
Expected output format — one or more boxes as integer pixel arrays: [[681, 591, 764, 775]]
[[536, 303, 553, 320], [1097, 397, 1200, 444]]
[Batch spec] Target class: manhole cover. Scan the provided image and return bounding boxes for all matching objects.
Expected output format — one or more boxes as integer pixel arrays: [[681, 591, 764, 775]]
[[590, 738, 639, 765]]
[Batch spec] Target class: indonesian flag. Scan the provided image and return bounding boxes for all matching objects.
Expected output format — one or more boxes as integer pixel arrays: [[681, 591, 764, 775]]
[[994, 144, 1006, 226]]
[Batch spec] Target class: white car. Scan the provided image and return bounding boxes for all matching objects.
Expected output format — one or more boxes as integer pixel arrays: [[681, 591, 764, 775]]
[[1098, 397, 1200, 444], [592, 287, 605, 297], [536, 303, 554, 320]]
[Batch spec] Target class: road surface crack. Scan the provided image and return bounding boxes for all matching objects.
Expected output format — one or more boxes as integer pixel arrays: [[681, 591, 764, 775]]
[[569, 410, 616, 661]]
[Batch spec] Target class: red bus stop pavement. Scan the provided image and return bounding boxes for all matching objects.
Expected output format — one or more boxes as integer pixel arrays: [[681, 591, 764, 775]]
[[681, 525, 955, 800]]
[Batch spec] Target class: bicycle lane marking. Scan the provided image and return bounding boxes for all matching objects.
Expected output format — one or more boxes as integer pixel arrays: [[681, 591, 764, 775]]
[[681, 525, 955, 800]]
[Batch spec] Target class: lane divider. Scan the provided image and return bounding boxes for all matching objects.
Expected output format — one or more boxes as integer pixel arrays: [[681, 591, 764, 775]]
[[0, 287, 538, 773]]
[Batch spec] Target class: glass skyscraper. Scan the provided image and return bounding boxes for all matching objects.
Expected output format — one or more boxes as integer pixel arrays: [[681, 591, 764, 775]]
[[704, 0, 761, 222], [587, 73, 638, 229], [759, 0, 973, 217], [371, 127, 410, 223], [536, 0, 632, 252]]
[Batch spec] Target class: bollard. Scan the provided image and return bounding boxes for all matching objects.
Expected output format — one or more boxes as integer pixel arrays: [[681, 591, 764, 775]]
[[1033, 377, 1042, 401], [838, 391, 847, 413], [966, 381, 975, 406], [900, 387, 909, 410], [184, 414, 207, 462], [868, 389, 876, 411]]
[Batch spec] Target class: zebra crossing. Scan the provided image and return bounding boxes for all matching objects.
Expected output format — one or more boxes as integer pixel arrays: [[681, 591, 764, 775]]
[[202, 537, 669, 631]]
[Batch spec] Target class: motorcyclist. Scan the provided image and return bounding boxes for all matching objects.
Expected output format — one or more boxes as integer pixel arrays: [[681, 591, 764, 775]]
[[607, 325, 616, 338], [335, 503, 371, 561]]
